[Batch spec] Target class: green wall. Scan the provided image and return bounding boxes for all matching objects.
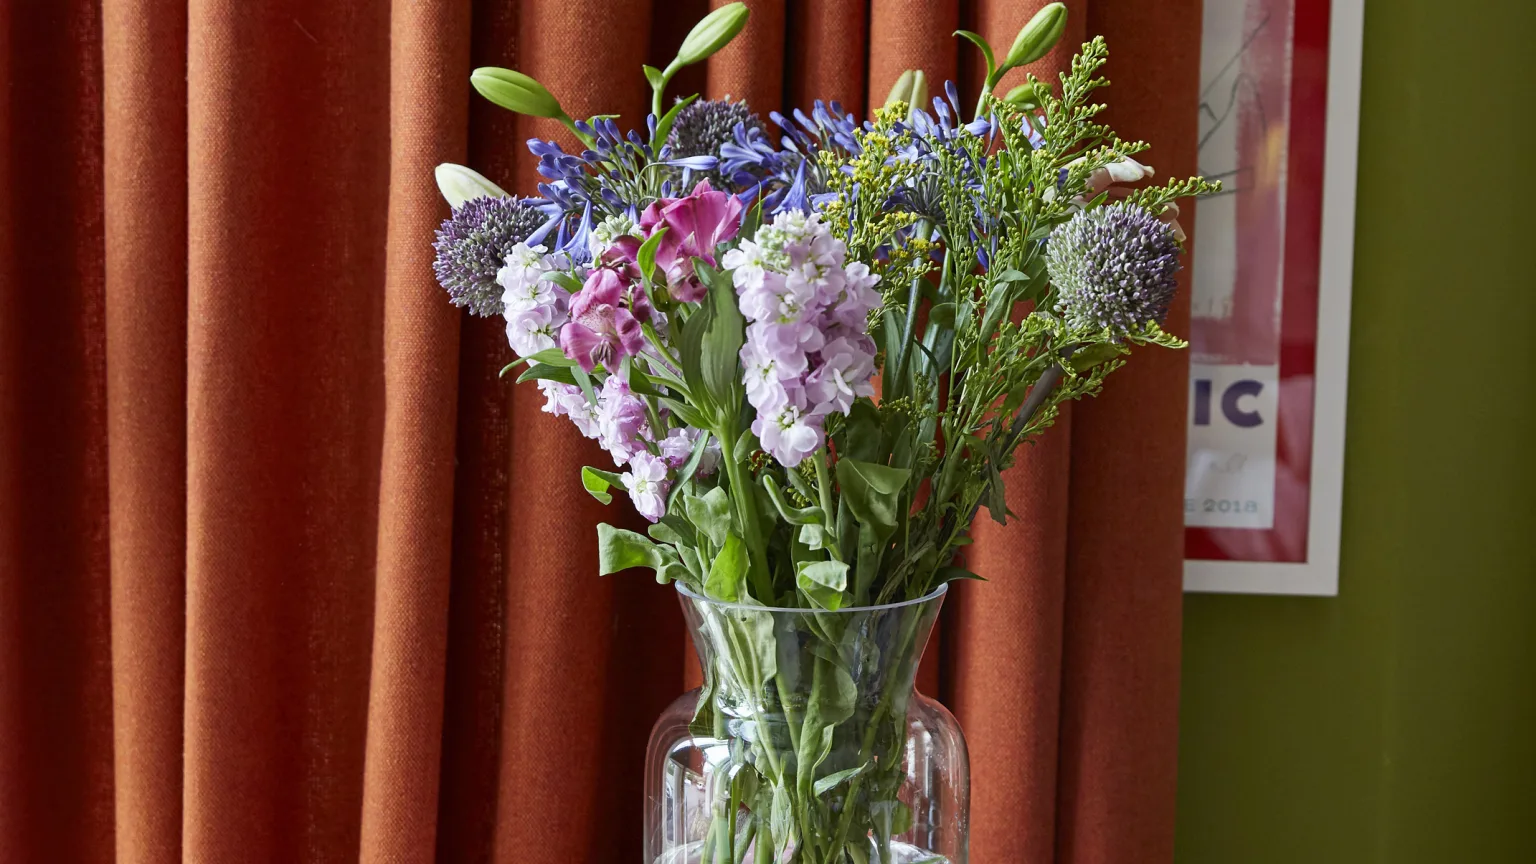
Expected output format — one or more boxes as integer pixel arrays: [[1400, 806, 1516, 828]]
[[1175, 1, 1536, 861]]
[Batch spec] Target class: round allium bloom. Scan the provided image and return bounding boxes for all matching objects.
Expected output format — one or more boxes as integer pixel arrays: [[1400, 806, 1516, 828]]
[[667, 98, 760, 185], [433, 196, 548, 316], [1045, 201, 1181, 338]]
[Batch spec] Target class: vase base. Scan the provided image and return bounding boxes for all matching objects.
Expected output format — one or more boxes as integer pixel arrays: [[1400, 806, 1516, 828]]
[[654, 839, 949, 864]]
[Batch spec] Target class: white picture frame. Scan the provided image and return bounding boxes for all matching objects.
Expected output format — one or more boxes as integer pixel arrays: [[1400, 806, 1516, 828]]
[[1183, 0, 1364, 595]]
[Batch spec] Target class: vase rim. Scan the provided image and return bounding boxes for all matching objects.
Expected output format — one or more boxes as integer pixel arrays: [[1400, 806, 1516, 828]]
[[674, 581, 948, 614]]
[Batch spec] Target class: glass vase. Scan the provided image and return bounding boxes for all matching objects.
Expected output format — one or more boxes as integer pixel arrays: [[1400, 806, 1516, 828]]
[[644, 583, 968, 864]]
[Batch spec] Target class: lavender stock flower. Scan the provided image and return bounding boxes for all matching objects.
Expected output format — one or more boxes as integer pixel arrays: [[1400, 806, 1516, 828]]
[[1045, 202, 1181, 338], [432, 196, 548, 316]]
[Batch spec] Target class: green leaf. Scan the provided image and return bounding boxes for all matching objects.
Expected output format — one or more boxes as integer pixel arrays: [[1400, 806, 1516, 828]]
[[796, 560, 849, 611], [499, 360, 520, 378], [798, 523, 833, 551], [676, 299, 715, 418], [647, 518, 693, 547], [761, 475, 825, 526], [581, 466, 626, 505], [813, 763, 869, 797], [732, 429, 759, 463], [697, 260, 745, 412], [953, 30, 997, 86], [542, 271, 585, 294], [522, 347, 576, 367], [936, 565, 987, 583], [515, 362, 579, 387], [636, 224, 669, 286], [571, 364, 599, 407], [660, 396, 709, 431], [642, 64, 666, 91], [686, 486, 733, 548], [770, 783, 795, 861], [704, 533, 748, 601], [657, 560, 692, 585], [834, 459, 911, 535], [597, 523, 664, 575], [842, 398, 885, 464]]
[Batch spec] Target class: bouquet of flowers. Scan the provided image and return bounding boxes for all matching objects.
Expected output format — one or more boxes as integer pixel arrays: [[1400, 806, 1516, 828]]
[[432, 4, 1212, 862]]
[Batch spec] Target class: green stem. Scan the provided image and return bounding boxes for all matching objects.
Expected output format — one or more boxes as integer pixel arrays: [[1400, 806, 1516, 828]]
[[720, 422, 774, 602], [812, 452, 836, 537], [829, 610, 925, 858]]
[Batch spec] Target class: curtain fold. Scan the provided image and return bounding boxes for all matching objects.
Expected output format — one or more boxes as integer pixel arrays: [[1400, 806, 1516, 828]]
[[0, 0, 1197, 861]]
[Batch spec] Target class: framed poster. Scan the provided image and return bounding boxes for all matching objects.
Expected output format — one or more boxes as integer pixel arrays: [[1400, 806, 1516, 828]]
[[1182, 0, 1364, 595]]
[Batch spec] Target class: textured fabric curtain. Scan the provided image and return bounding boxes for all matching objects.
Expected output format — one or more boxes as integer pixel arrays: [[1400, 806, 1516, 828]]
[[0, 0, 1196, 861]]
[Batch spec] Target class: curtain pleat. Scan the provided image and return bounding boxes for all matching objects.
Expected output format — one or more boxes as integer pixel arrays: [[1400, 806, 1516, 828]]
[[103, 0, 188, 860], [0, 0, 1199, 861]]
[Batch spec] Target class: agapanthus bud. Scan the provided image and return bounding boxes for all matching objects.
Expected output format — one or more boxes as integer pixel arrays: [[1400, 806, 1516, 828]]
[[1045, 201, 1181, 338], [433, 197, 548, 316], [435, 163, 508, 209], [470, 67, 564, 119], [674, 3, 750, 68], [1004, 3, 1068, 70]]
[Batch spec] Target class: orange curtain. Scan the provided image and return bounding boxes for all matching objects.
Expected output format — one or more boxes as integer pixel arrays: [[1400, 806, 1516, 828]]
[[0, 0, 1198, 861]]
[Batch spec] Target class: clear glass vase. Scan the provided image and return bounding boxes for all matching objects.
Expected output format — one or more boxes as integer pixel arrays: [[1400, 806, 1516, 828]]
[[645, 583, 968, 864]]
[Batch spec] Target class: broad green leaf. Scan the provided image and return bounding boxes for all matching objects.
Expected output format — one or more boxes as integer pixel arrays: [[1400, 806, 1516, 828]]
[[515, 362, 579, 387], [571, 364, 598, 407], [704, 533, 747, 601], [1065, 341, 1126, 373], [636, 224, 669, 286], [770, 783, 795, 861], [660, 396, 709, 431], [842, 398, 884, 464], [522, 347, 576, 367], [798, 523, 833, 551], [649, 515, 696, 547], [732, 428, 759, 463], [796, 560, 848, 610], [597, 523, 663, 575], [543, 271, 585, 294], [676, 301, 715, 418], [813, 763, 869, 797], [581, 466, 625, 505], [657, 560, 692, 586], [696, 259, 745, 413], [834, 458, 911, 535], [686, 486, 732, 547]]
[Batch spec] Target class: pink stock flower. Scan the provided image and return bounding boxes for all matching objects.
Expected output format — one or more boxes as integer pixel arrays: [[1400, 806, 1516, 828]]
[[560, 267, 646, 372], [614, 180, 743, 303]]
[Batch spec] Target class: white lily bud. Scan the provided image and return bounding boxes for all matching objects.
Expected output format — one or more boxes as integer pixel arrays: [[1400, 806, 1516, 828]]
[[435, 163, 509, 209]]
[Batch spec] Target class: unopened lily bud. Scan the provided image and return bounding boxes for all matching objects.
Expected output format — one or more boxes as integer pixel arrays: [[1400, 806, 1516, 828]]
[[470, 67, 564, 118], [434, 164, 509, 209], [1003, 80, 1050, 107], [675, 3, 750, 68], [1004, 3, 1068, 70], [882, 69, 928, 111], [884, 70, 915, 108]]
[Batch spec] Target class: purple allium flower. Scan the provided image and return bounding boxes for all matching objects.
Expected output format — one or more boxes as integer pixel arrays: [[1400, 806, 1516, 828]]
[[433, 196, 548, 316], [560, 267, 647, 371], [621, 451, 671, 523], [667, 98, 761, 186], [1046, 201, 1181, 338]]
